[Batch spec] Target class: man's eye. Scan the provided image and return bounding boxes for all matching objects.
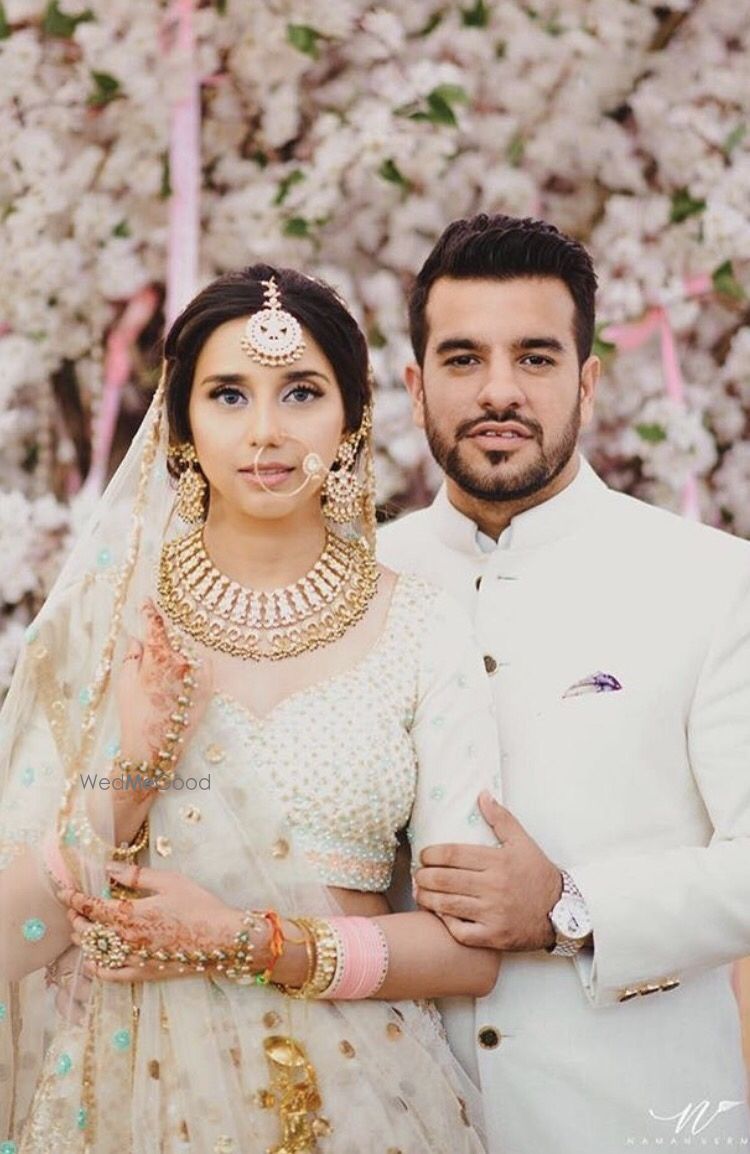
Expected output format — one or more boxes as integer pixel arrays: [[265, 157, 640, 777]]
[[445, 355, 479, 367], [521, 355, 554, 367]]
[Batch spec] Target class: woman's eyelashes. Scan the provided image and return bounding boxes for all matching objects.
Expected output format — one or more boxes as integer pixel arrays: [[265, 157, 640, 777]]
[[208, 383, 323, 406], [283, 383, 323, 404], [209, 384, 245, 406]]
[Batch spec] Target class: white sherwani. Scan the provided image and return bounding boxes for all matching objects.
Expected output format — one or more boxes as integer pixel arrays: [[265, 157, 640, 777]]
[[377, 455, 750, 1154]]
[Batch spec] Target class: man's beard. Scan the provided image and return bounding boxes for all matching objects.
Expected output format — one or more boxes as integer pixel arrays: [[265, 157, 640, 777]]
[[423, 392, 581, 503]]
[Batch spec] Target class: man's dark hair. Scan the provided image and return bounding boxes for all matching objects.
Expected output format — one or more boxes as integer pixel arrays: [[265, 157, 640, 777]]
[[408, 213, 598, 367]]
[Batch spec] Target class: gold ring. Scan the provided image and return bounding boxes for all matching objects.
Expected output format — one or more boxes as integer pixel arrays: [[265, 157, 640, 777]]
[[80, 923, 129, 969]]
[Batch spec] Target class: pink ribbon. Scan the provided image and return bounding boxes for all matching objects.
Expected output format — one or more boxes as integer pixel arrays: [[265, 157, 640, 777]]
[[79, 285, 160, 497], [601, 274, 713, 521], [164, 0, 200, 328]]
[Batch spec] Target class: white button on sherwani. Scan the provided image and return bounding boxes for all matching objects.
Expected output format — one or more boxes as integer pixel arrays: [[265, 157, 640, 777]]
[[377, 454, 750, 1154]]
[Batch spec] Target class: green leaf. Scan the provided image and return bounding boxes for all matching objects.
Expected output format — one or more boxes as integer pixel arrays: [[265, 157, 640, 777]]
[[723, 123, 746, 157], [87, 70, 121, 107], [42, 2, 93, 37], [415, 84, 469, 126], [635, 422, 667, 445], [432, 83, 469, 106], [592, 326, 616, 358], [507, 133, 524, 167], [282, 216, 311, 238], [250, 150, 269, 168], [462, 0, 489, 27], [287, 23, 321, 58], [0, 3, 11, 39], [274, 169, 305, 206], [712, 260, 747, 302], [215, 0, 227, 11], [378, 158, 410, 188], [160, 153, 172, 200], [669, 188, 706, 224], [415, 9, 445, 36], [112, 219, 130, 238], [368, 323, 387, 349]]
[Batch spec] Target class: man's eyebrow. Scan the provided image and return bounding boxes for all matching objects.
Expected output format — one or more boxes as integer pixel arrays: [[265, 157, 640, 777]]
[[434, 337, 489, 356], [514, 336, 566, 353]]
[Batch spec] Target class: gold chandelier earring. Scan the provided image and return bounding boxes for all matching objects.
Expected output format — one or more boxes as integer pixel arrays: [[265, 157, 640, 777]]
[[169, 442, 207, 525], [321, 405, 373, 526]]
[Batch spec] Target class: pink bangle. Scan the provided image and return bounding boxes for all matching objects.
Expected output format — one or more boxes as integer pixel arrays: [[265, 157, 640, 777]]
[[320, 916, 389, 1000]]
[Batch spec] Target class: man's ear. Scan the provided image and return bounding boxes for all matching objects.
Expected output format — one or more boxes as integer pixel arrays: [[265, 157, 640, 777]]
[[403, 362, 426, 430], [579, 355, 600, 429]]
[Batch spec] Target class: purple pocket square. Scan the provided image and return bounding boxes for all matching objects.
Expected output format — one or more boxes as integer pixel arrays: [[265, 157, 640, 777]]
[[563, 671, 622, 699]]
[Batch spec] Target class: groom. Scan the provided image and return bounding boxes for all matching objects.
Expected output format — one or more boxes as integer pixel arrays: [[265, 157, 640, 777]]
[[378, 213, 750, 1153]]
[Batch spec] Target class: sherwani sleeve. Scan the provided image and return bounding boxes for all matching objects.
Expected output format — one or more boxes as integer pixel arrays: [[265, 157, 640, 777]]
[[406, 589, 501, 869], [569, 569, 750, 1007]]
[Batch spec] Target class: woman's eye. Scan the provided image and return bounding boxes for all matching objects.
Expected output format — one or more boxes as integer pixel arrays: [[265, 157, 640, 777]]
[[210, 386, 245, 406], [284, 384, 321, 403]]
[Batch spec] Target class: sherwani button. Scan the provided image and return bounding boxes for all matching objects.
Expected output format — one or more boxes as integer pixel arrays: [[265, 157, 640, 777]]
[[483, 655, 498, 674], [475, 576, 482, 590], [618, 988, 639, 1002], [478, 1026, 501, 1049], [639, 984, 661, 996], [661, 979, 680, 992]]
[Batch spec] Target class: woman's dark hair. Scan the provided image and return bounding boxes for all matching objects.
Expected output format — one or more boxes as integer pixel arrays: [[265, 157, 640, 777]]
[[164, 264, 370, 445], [408, 213, 598, 367]]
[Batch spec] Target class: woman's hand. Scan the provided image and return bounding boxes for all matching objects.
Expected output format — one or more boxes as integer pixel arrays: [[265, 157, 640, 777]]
[[110, 600, 212, 844], [59, 862, 251, 984], [117, 599, 212, 766]]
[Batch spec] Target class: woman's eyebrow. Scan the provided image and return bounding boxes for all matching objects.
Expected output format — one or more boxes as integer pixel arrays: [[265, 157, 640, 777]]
[[199, 372, 248, 388]]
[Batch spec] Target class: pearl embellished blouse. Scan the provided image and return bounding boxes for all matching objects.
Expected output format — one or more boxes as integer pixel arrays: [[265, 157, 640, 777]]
[[212, 573, 501, 891]]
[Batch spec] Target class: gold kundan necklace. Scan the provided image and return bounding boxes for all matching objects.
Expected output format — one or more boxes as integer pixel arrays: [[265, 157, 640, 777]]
[[157, 527, 380, 660]]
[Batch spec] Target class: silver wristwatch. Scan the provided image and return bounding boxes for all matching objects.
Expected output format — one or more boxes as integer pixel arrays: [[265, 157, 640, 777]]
[[546, 870, 593, 957]]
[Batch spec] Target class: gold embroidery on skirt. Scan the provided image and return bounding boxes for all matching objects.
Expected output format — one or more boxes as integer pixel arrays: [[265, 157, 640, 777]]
[[261, 1035, 332, 1152]]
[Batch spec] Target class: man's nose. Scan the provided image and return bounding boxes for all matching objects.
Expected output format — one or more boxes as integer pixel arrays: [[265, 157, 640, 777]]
[[475, 360, 526, 410]]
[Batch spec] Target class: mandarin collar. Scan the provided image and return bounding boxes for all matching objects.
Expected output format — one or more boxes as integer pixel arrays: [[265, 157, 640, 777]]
[[432, 455, 610, 556]]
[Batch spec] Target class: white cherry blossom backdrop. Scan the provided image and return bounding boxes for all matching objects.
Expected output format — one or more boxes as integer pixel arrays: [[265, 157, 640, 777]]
[[1, 0, 749, 694]]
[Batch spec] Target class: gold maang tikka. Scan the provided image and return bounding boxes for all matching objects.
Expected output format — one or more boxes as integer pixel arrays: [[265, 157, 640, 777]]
[[322, 403, 373, 525], [241, 277, 306, 367]]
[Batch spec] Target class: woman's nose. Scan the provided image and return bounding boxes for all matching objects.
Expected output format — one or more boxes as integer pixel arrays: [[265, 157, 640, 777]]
[[246, 402, 284, 445]]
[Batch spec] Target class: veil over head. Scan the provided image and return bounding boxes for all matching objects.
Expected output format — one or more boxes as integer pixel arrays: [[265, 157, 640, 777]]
[[0, 307, 484, 1151]]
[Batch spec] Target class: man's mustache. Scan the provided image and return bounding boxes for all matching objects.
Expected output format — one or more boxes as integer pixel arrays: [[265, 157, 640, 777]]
[[456, 412, 542, 441]]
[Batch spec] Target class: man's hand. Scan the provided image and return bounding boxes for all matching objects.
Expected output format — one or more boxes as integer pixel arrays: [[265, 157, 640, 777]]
[[414, 791, 563, 952]]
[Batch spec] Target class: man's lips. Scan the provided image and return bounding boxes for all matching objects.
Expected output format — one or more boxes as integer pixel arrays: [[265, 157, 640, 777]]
[[466, 422, 536, 442]]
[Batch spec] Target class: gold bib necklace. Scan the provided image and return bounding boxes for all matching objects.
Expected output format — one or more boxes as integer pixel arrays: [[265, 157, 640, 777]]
[[157, 528, 379, 661]]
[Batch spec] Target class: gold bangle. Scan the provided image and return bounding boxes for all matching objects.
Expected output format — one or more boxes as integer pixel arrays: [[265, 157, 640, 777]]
[[277, 918, 337, 999], [112, 817, 150, 862]]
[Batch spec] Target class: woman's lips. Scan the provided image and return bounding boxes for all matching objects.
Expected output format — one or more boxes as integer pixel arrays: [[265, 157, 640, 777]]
[[239, 467, 294, 489]]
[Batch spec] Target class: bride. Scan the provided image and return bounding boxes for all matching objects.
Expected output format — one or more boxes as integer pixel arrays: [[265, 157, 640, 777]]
[[0, 266, 502, 1153]]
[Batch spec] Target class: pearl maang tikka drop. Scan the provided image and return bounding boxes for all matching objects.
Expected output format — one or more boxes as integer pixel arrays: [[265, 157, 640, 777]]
[[241, 277, 306, 367]]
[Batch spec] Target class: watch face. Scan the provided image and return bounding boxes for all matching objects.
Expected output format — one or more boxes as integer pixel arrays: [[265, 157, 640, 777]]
[[551, 896, 592, 940]]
